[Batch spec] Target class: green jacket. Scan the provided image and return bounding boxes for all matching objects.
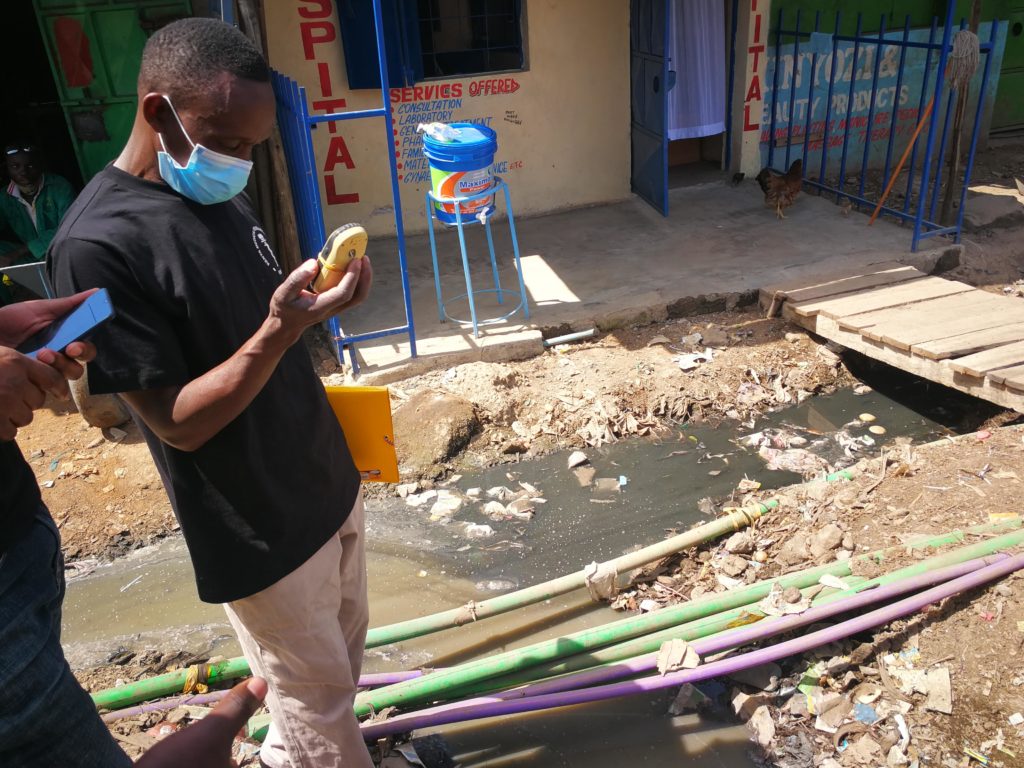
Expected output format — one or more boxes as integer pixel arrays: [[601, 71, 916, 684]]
[[0, 174, 76, 261]]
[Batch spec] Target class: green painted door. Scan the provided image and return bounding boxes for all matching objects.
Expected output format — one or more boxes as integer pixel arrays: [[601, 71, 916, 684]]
[[33, 0, 192, 181]]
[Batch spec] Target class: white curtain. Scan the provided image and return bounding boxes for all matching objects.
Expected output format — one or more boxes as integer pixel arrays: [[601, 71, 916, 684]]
[[667, 0, 726, 140]]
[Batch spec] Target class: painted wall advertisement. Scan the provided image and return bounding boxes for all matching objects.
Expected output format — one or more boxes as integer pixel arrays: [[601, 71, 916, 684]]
[[758, 23, 1006, 174]]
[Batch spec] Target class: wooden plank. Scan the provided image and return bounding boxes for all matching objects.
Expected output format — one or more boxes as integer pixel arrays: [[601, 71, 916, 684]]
[[758, 261, 914, 310], [789, 276, 973, 319], [872, 302, 1024, 351], [779, 266, 925, 306], [947, 341, 1024, 378], [788, 311, 1024, 413], [914, 322, 1024, 360], [987, 364, 1024, 391], [837, 291, 997, 333]]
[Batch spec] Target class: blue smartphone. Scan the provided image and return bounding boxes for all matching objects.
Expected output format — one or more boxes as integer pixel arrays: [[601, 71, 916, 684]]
[[17, 289, 115, 359]]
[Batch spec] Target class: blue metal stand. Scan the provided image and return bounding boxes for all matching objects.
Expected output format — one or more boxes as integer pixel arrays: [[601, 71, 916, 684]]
[[426, 178, 529, 338], [271, 0, 415, 375]]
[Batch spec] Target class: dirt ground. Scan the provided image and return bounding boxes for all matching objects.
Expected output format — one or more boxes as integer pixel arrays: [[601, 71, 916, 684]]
[[621, 425, 1024, 767]]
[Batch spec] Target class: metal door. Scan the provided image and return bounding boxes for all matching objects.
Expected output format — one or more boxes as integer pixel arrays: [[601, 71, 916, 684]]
[[630, 0, 670, 215], [34, 0, 192, 182]]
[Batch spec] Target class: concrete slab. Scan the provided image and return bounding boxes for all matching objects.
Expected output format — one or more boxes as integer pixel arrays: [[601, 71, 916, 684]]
[[337, 180, 958, 381], [963, 183, 1024, 231]]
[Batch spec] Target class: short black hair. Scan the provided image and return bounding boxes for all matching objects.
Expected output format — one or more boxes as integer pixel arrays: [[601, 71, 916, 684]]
[[139, 18, 269, 103]]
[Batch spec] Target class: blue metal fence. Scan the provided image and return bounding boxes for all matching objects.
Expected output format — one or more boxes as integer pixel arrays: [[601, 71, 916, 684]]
[[271, 0, 416, 374], [765, 1, 1002, 251]]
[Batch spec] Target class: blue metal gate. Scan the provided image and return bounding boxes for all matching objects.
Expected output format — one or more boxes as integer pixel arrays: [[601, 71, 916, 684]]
[[764, 1, 1003, 251], [272, 0, 415, 374]]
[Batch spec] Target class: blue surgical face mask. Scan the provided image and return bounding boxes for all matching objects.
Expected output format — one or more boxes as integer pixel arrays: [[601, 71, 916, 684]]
[[157, 96, 253, 205]]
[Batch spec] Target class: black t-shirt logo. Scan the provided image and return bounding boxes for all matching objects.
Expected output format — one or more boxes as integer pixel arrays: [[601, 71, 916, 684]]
[[251, 226, 282, 276]]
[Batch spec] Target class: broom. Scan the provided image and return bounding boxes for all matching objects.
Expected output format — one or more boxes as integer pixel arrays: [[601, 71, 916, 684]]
[[868, 28, 980, 226]]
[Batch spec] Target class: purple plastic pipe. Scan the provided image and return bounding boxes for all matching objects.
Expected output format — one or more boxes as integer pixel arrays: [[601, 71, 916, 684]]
[[102, 669, 430, 723], [361, 552, 1024, 740], [474, 554, 1006, 702]]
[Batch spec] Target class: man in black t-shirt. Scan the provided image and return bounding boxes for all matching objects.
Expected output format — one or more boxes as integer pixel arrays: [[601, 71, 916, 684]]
[[0, 295, 268, 767], [49, 19, 374, 768]]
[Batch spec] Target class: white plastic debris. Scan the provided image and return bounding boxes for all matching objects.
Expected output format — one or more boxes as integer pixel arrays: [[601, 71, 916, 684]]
[[416, 122, 460, 141]]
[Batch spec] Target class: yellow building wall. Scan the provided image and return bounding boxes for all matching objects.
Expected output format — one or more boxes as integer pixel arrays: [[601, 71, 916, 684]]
[[264, 0, 631, 238]]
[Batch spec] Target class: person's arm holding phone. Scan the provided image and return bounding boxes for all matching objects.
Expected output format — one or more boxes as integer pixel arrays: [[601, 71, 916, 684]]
[[0, 291, 99, 439]]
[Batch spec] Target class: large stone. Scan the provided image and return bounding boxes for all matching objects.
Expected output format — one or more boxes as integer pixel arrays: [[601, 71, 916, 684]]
[[810, 524, 845, 558], [776, 533, 810, 567], [393, 391, 480, 476]]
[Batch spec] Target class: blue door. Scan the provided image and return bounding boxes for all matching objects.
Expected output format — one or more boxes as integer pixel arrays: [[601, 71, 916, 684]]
[[630, 0, 670, 215]]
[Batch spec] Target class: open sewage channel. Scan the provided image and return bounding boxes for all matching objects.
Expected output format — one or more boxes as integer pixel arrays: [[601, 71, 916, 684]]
[[61, 365, 999, 767]]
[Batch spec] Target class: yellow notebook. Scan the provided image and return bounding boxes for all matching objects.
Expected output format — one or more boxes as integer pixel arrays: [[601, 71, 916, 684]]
[[324, 386, 399, 483]]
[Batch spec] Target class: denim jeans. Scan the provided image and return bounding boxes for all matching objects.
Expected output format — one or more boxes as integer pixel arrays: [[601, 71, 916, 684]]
[[0, 506, 131, 767]]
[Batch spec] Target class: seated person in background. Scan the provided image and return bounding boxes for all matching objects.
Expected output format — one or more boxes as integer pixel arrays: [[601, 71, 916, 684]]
[[0, 144, 76, 303], [1, 144, 75, 262]]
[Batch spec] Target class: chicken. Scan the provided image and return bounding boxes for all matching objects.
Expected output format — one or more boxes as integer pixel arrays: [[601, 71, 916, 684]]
[[756, 159, 802, 219]]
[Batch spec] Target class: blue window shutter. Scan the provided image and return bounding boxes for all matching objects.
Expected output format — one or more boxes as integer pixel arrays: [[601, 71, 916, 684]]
[[337, 0, 407, 89]]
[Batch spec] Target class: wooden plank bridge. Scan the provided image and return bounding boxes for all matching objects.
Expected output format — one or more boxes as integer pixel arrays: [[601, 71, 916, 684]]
[[761, 262, 1024, 414]]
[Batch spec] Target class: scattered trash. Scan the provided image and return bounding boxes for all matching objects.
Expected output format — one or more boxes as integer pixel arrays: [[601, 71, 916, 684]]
[[924, 668, 953, 714], [405, 490, 437, 508], [119, 575, 143, 593], [819, 574, 849, 590], [759, 446, 830, 475], [646, 335, 672, 347], [675, 349, 714, 372], [1009, 712, 1024, 726], [482, 501, 507, 518], [594, 477, 621, 493], [869, 425, 887, 435], [668, 683, 709, 715], [760, 582, 811, 616], [976, 429, 993, 441], [618, 475, 628, 488], [543, 329, 596, 348], [656, 638, 700, 675], [853, 702, 879, 724], [858, 413, 877, 423], [567, 450, 589, 469]]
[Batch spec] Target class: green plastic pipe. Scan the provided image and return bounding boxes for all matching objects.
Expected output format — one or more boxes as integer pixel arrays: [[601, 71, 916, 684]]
[[446, 577, 871, 700], [453, 523, 1024, 700], [353, 522, 1024, 717], [365, 501, 778, 648], [93, 500, 776, 713], [90, 657, 250, 712]]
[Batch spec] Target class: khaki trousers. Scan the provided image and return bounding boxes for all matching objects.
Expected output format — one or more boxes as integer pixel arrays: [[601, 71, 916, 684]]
[[223, 495, 373, 768]]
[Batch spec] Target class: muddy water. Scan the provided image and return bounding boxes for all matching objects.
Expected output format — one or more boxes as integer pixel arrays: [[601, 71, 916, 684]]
[[61, 387, 949, 765]]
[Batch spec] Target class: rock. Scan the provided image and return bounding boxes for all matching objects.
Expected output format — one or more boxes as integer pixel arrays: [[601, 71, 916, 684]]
[[777, 534, 810, 566], [815, 345, 842, 367], [725, 531, 755, 555], [783, 586, 803, 604], [729, 662, 781, 692], [463, 523, 495, 539], [748, 705, 776, 747], [842, 532, 855, 551], [392, 391, 479, 476], [567, 450, 589, 469], [70, 373, 130, 429], [396, 482, 419, 499], [501, 440, 528, 454], [753, 550, 768, 563], [428, 495, 462, 519], [466, 487, 482, 498], [506, 498, 536, 519], [702, 325, 729, 347], [405, 490, 437, 507], [785, 332, 805, 343], [482, 501, 507, 518], [720, 555, 749, 578], [810, 524, 844, 558], [487, 486, 514, 501]]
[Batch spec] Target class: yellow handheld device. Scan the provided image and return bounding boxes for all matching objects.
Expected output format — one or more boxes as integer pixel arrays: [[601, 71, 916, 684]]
[[312, 223, 368, 293]]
